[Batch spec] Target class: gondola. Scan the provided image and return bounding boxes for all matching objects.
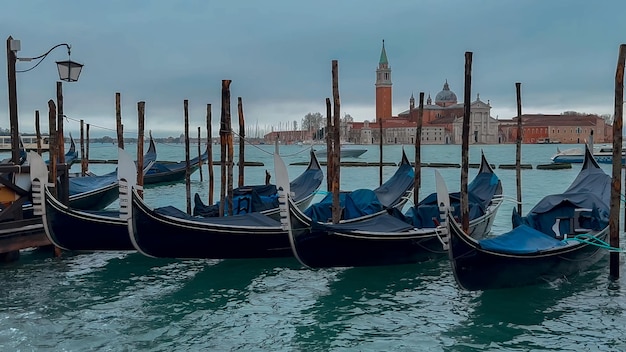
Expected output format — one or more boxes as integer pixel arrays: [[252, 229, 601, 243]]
[[128, 150, 412, 259], [34, 148, 139, 251], [192, 150, 323, 219], [45, 134, 78, 166], [280, 152, 503, 268], [63, 137, 157, 210], [143, 145, 209, 185], [302, 149, 414, 222], [443, 146, 611, 290]]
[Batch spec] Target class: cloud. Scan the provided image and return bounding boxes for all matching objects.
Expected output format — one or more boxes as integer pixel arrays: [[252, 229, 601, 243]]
[[2, 0, 625, 138]]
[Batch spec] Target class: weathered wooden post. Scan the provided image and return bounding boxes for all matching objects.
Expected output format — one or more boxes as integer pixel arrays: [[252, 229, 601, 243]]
[[56, 82, 65, 164], [461, 51, 472, 234], [48, 99, 61, 258], [136, 102, 145, 198], [610, 44, 625, 279], [35, 111, 42, 155], [47, 100, 57, 195], [414, 92, 424, 206], [219, 80, 233, 216], [86, 124, 90, 172], [55, 82, 69, 204], [325, 97, 332, 192], [7, 36, 20, 164], [515, 82, 523, 216], [80, 119, 86, 176], [206, 104, 214, 205], [116, 92, 124, 149], [226, 89, 234, 216], [184, 99, 191, 215], [379, 105, 384, 186], [237, 97, 246, 187], [331, 60, 341, 224], [197, 126, 203, 182]]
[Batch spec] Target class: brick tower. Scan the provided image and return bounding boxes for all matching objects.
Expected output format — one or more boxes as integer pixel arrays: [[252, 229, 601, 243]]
[[375, 40, 392, 122]]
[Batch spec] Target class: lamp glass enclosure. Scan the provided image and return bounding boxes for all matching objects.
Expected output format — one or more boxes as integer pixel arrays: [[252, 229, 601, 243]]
[[56, 60, 83, 82]]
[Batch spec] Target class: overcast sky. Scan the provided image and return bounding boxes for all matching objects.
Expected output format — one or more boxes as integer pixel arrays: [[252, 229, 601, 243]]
[[2, 0, 625, 138]]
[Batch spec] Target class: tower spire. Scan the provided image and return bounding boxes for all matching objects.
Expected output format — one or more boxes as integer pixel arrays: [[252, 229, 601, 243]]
[[379, 39, 389, 66]]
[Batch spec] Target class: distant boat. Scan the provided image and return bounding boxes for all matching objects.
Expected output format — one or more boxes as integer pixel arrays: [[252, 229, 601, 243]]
[[551, 143, 626, 164], [314, 146, 367, 158]]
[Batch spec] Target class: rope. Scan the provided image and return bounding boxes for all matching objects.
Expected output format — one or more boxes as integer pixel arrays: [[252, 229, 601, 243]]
[[563, 233, 623, 252]]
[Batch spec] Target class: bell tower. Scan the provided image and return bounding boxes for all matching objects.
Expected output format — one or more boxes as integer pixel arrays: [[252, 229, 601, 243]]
[[375, 40, 392, 122]]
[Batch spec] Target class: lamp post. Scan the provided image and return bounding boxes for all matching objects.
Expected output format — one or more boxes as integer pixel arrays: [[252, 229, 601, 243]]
[[5, 35, 83, 163]]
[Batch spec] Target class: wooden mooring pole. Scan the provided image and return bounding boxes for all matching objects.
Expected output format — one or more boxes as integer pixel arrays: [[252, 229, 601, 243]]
[[378, 105, 383, 187], [56, 82, 65, 164], [47, 99, 61, 257], [184, 99, 191, 215], [610, 44, 625, 279], [86, 124, 90, 172], [515, 82, 523, 216], [325, 98, 332, 192], [331, 60, 341, 224], [197, 126, 203, 182], [116, 92, 124, 149], [136, 102, 145, 198], [35, 111, 42, 155], [206, 104, 214, 205], [56, 82, 69, 204], [413, 92, 424, 206], [238, 97, 245, 188], [460, 51, 472, 234], [226, 90, 234, 217], [80, 119, 86, 176], [219, 80, 233, 216]]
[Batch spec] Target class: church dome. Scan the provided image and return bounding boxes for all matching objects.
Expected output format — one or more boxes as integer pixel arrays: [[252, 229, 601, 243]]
[[435, 80, 457, 104]]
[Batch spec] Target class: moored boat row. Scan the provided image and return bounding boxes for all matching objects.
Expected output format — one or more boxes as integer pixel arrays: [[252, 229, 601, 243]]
[[26, 143, 620, 292]]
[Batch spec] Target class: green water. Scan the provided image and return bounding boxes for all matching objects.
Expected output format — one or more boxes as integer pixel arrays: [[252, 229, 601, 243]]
[[0, 143, 624, 351]]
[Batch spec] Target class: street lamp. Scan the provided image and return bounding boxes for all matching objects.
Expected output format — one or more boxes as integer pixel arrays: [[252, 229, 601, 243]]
[[6, 36, 84, 163]]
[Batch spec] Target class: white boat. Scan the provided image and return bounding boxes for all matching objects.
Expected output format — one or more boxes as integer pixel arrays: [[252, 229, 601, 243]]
[[314, 147, 367, 158], [551, 143, 626, 164]]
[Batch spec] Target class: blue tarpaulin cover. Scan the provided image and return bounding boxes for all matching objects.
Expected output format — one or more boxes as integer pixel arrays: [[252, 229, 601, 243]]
[[305, 189, 384, 222], [479, 224, 566, 254], [68, 172, 117, 195], [157, 205, 281, 226]]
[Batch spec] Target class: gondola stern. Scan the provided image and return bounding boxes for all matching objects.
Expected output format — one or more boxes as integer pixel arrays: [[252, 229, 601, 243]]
[[118, 148, 138, 220], [400, 147, 410, 166], [275, 151, 310, 266], [434, 170, 451, 251], [581, 144, 601, 171], [127, 187, 157, 258]]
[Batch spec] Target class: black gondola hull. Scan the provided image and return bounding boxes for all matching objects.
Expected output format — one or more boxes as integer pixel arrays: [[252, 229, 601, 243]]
[[448, 217, 609, 291], [130, 191, 291, 259], [43, 186, 130, 251]]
